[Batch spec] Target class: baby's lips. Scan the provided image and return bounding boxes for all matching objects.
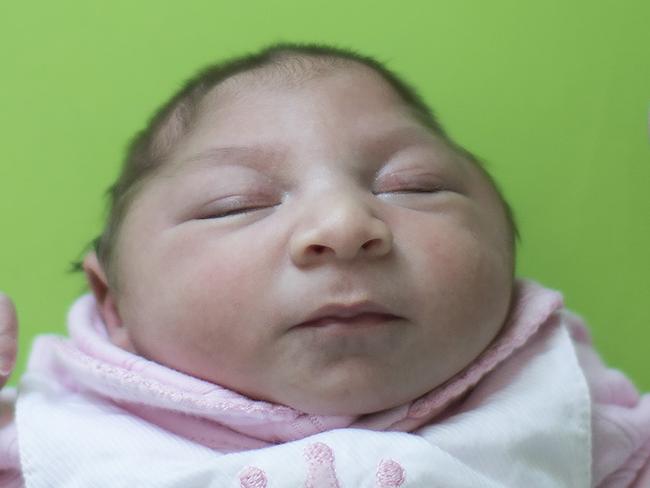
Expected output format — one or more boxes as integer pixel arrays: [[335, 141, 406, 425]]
[[293, 300, 401, 329], [0, 293, 18, 378]]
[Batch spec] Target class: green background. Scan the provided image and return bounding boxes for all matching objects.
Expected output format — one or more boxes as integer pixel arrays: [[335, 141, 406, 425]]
[[1, 0, 648, 389]]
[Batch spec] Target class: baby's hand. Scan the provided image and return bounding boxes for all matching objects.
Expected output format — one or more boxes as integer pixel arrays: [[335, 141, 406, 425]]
[[0, 294, 17, 388]]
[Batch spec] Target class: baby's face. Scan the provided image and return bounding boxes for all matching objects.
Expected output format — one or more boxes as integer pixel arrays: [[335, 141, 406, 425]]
[[108, 64, 514, 415]]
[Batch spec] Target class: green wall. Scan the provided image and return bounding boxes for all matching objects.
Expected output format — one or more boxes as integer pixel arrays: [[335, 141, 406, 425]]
[[1, 0, 648, 389]]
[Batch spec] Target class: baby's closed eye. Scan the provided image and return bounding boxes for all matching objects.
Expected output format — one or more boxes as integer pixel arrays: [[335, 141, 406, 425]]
[[373, 177, 449, 194], [195, 194, 281, 219]]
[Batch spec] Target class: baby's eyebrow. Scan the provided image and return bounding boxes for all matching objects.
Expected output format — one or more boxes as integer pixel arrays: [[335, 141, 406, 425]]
[[175, 125, 440, 175], [181, 144, 289, 170], [360, 125, 440, 161]]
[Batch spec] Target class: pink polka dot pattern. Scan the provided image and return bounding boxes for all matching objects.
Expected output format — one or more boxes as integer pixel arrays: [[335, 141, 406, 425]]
[[239, 466, 268, 488], [304, 442, 341, 488], [238, 443, 407, 487], [376, 459, 406, 487]]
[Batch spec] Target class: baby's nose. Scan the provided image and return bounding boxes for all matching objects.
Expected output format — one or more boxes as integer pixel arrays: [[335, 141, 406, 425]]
[[289, 193, 393, 266]]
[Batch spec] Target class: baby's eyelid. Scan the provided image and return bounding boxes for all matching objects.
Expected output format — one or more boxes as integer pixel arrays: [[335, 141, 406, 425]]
[[200, 205, 274, 219], [197, 195, 280, 219], [373, 184, 446, 194], [372, 173, 448, 194]]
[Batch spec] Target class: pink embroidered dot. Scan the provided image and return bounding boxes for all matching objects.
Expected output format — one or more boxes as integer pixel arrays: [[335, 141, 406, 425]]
[[304, 442, 341, 488], [239, 466, 268, 488], [376, 459, 406, 487], [304, 442, 335, 464]]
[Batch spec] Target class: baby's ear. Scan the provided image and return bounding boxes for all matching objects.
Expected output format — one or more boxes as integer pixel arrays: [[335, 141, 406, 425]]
[[82, 252, 127, 344]]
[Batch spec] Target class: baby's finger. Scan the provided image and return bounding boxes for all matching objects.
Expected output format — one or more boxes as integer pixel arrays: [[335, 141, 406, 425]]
[[0, 293, 18, 383]]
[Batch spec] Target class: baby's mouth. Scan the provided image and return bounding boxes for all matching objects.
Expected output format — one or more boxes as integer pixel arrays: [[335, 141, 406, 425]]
[[297, 313, 400, 330], [292, 301, 402, 330]]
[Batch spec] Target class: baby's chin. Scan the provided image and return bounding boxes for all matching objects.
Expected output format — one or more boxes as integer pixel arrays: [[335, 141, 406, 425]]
[[269, 317, 514, 417], [274, 379, 447, 417], [274, 356, 477, 417], [292, 398, 415, 417], [262, 368, 459, 417]]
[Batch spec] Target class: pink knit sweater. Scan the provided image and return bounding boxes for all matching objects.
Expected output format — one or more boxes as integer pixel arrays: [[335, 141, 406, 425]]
[[1, 280, 648, 486]]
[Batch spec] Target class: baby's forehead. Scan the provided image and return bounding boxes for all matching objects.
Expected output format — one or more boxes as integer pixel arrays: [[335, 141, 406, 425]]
[[167, 57, 494, 192], [198, 58, 409, 125], [177, 71, 472, 171]]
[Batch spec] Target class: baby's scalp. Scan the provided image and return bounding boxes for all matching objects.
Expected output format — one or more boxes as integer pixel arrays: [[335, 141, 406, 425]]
[[73, 42, 517, 289]]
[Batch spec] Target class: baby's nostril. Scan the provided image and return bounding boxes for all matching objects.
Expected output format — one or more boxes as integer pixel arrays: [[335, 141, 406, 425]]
[[362, 239, 378, 250], [311, 245, 326, 254]]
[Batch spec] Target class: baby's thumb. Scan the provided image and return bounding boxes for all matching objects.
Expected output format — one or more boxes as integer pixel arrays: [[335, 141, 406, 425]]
[[0, 293, 18, 385]]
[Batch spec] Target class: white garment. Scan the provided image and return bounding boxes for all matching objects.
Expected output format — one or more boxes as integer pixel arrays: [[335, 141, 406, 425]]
[[16, 315, 592, 487]]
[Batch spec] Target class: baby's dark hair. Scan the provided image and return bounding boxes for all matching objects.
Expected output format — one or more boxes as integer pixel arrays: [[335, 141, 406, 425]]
[[70, 42, 518, 287]]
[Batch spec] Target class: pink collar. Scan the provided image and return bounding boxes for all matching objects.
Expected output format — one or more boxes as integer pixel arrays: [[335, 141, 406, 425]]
[[27, 279, 563, 452]]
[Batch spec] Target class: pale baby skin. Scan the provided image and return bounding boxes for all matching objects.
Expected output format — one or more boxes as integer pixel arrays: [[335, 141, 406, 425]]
[[79, 61, 514, 416]]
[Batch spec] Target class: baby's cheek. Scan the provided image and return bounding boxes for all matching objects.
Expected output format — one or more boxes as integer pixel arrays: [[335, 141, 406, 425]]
[[174, 248, 272, 349], [411, 227, 484, 285], [128, 263, 269, 384], [408, 224, 509, 325]]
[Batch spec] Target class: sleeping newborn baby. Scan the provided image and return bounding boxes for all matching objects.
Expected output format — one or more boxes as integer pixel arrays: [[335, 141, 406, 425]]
[[0, 43, 648, 487]]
